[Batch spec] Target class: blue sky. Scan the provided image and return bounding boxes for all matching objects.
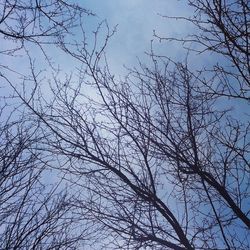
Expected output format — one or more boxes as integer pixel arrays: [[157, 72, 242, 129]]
[[75, 1, 249, 119], [1, 1, 197, 85], [0, 2, 249, 248], [1, 0, 246, 117], [78, 0, 195, 74]]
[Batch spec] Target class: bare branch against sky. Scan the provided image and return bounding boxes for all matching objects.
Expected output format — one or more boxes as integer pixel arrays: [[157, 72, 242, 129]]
[[0, 1, 249, 249]]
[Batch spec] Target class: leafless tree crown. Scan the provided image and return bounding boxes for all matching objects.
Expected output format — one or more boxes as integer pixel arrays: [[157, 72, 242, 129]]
[[0, 0, 249, 249]]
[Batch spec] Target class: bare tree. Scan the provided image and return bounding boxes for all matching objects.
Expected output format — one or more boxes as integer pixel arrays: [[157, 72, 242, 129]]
[[0, 1, 94, 249], [155, 0, 250, 101], [2, 0, 250, 250], [18, 10, 248, 248], [0, 100, 92, 249], [0, 0, 92, 90], [0, 0, 91, 50], [26, 60, 248, 249]]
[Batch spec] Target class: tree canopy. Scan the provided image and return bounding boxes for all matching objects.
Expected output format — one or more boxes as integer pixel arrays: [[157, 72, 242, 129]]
[[0, 1, 249, 249]]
